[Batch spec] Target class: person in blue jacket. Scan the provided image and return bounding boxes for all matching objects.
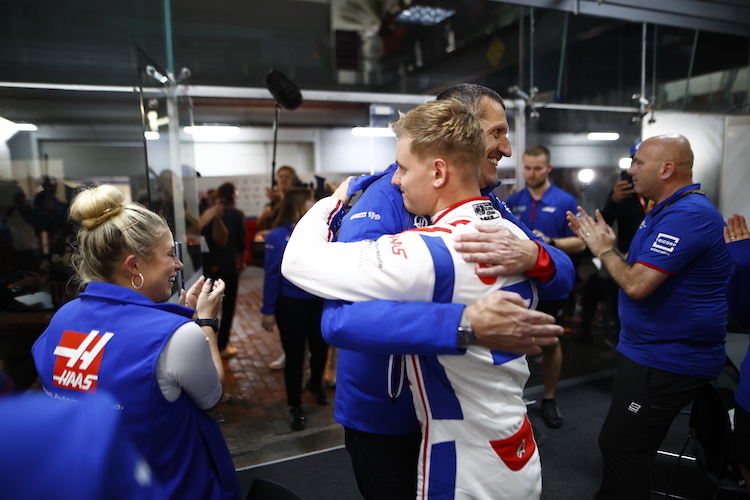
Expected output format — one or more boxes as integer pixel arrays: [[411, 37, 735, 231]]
[[724, 213, 750, 493], [321, 83, 576, 500], [31, 184, 241, 500], [567, 134, 732, 500], [0, 391, 162, 500], [261, 187, 329, 431]]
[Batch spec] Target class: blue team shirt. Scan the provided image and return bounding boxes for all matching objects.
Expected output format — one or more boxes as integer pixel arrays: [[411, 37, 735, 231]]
[[507, 184, 578, 300], [506, 184, 578, 240], [725, 239, 750, 411], [617, 184, 732, 379]]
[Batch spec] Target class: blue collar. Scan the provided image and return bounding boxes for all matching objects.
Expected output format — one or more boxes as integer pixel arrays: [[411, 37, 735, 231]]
[[79, 282, 194, 318]]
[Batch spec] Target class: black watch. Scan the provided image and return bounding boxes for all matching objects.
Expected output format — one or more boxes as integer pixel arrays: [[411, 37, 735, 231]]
[[548, 238, 557, 247], [195, 318, 219, 332], [456, 310, 476, 351]]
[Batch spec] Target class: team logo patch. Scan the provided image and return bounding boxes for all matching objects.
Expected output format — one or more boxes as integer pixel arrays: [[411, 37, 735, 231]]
[[490, 416, 536, 471], [650, 232, 680, 255], [628, 401, 642, 414], [473, 201, 501, 221], [541, 206, 557, 213], [52, 330, 114, 392], [413, 215, 430, 228]]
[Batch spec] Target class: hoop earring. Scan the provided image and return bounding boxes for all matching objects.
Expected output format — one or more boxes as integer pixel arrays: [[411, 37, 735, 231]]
[[131, 273, 145, 290]]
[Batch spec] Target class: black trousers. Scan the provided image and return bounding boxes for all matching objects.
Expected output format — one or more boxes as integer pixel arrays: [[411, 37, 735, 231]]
[[217, 272, 239, 351], [275, 295, 328, 407], [594, 352, 710, 500], [344, 427, 421, 500]]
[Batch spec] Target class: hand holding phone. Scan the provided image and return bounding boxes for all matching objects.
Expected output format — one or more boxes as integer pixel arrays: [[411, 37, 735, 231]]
[[175, 241, 185, 291]]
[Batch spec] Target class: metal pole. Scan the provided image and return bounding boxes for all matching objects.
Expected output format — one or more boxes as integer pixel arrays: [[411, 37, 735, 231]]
[[271, 104, 280, 188], [556, 12, 570, 101], [682, 30, 699, 111]]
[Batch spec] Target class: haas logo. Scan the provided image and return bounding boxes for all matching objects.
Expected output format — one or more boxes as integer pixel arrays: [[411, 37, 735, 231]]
[[52, 330, 114, 392]]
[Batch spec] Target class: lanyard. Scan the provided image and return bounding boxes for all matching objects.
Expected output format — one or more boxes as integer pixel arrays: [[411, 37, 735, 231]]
[[648, 189, 705, 218], [637, 194, 653, 214]]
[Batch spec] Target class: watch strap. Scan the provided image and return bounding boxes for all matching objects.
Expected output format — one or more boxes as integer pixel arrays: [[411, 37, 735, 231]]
[[195, 318, 219, 332]]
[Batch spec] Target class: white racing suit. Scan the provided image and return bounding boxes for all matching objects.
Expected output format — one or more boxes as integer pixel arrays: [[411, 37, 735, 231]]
[[283, 195, 542, 500]]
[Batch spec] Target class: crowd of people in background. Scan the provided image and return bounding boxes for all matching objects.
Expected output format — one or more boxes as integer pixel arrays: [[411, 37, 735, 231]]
[[0, 83, 748, 500]]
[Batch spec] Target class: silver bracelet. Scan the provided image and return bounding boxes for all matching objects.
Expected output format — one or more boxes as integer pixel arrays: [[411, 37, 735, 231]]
[[597, 249, 616, 259]]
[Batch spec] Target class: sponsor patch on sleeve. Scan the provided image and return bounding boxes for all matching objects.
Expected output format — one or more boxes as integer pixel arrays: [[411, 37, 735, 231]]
[[650, 232, 680, 255]]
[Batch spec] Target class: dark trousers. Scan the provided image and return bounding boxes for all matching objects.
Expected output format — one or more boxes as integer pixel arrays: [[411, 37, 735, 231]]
[[344, 427, 421, 500], [217, 272, 239, 351], [275, 295, 328, 407], [594, 352, 710, 500]]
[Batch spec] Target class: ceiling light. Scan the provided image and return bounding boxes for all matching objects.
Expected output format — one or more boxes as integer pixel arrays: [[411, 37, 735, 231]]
[[394, 6, 456, 26], [14, 123, 37, 131], [587, 132, 619, 141], [184, 125, 240, 140], [144, 131, 160, 141], [351, 127, 395, 137], [619, 157, 632, 169]]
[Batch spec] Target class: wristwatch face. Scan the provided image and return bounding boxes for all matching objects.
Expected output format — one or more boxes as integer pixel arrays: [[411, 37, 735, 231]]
[[457, 327, 474, 349]]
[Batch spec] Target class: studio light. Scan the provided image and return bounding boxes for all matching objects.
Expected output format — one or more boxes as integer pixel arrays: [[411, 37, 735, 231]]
[[587, 132, 619, 141], [351, 127, 395, 137], [619, 157, 632, 169], [394, 6, 456, 26], [144, 131, 160, 141], [578, 169, 595, 184]]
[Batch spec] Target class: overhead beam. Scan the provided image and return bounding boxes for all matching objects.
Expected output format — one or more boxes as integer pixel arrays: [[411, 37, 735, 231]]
[[489, 0, 750, 38]]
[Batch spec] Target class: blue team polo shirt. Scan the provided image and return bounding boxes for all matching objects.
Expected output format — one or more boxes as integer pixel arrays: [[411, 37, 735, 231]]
[[506, 184, 578, 241], [506, 184, 578, 300], [617, 184, 732, 380]]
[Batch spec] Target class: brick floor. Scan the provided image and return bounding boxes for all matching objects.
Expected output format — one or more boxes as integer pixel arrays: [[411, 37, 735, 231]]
[[218, 266, 619, 470], [213, 266, 341, 470]]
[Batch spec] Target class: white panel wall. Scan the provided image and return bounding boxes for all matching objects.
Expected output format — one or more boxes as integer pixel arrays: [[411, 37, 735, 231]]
[[642, 111, 724, 205], [721, 115, 750, 218]]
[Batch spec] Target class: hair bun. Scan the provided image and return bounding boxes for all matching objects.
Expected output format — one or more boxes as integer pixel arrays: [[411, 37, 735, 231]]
[[70, 185, 126, 229]]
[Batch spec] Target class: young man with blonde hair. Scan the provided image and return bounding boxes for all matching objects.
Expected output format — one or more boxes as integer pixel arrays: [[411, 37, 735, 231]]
[[283, 99, 542, 499]]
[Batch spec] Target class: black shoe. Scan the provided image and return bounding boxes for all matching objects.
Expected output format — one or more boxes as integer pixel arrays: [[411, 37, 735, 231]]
[[542, 398, 563, 429], [290, 406, 306, 431], [305, 382, 329, 405]]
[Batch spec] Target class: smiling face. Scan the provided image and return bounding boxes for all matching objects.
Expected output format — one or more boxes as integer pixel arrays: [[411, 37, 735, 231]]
[[477, 97, 512, 188], [137, 233, 183, 302], [391, 137, 438, 216]]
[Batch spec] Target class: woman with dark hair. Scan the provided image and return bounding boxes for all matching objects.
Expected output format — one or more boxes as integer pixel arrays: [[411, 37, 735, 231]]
[[31, 184, 241, 500], [202, 181, 246, 359], [261, 187, 329, 431]]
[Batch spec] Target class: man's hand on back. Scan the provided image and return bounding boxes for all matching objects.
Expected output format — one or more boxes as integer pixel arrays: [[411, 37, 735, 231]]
[[454, 224, 539, 277], [465, 290, 562, 355]]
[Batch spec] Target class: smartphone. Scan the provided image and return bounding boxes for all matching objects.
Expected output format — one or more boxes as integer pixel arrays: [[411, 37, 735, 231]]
[[175, 241, 185, 291], [620, 170, 632, 182]]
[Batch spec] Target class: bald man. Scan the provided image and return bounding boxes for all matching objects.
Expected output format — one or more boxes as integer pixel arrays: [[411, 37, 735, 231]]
[[566, 134, 732, 500]]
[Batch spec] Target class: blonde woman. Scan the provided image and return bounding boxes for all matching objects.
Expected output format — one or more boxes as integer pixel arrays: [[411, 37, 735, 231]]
[[32, 184, 241, 500]]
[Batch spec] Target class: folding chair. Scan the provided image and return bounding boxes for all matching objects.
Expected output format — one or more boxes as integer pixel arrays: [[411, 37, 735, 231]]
[[660, 383, 744, 500]]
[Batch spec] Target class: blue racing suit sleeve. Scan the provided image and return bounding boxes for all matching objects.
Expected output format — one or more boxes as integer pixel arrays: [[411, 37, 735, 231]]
[[726, 239, 750, 328], [492, 195, 576, 300], [321, 168, 466, 355], [322, 300, 465, 354]]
